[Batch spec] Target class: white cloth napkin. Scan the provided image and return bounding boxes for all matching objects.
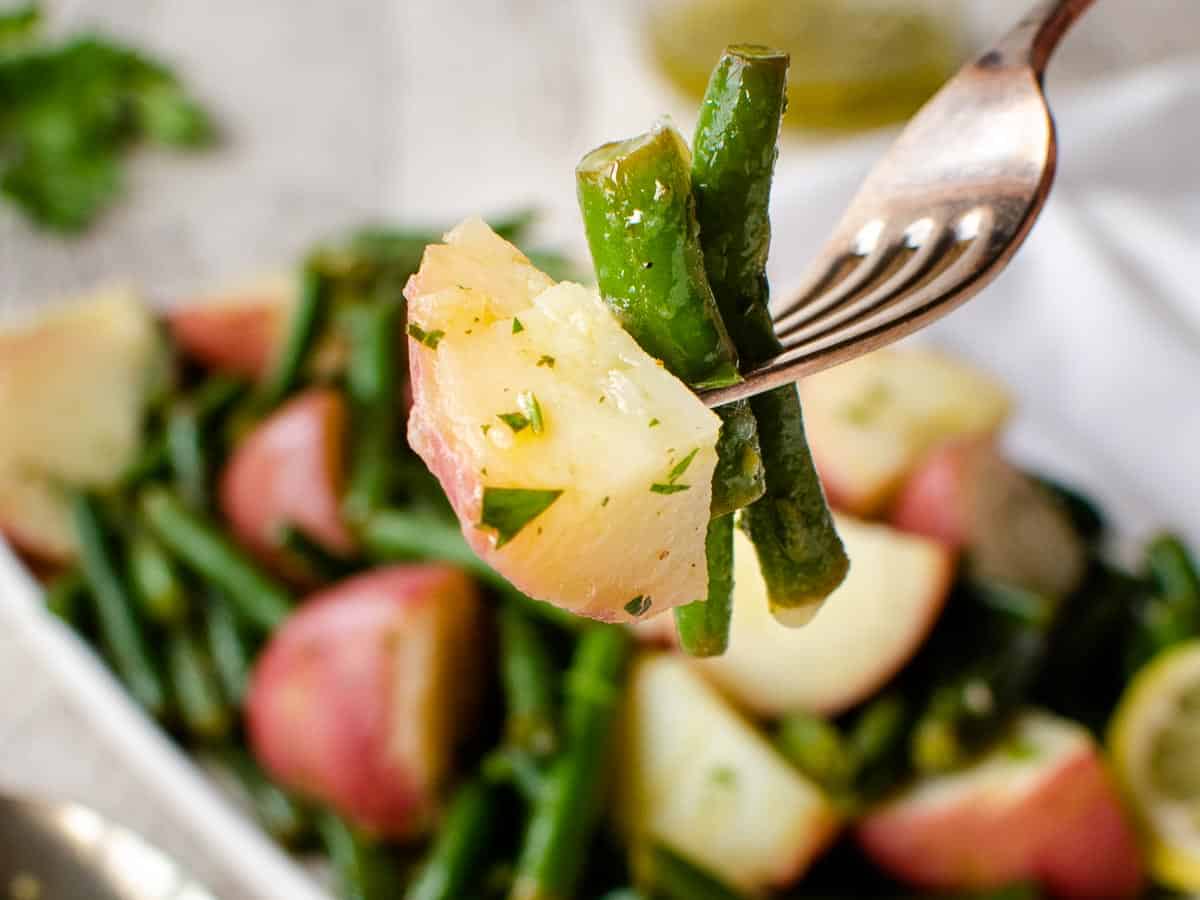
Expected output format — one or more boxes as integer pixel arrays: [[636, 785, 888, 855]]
[[768, 56, 1200, 552]]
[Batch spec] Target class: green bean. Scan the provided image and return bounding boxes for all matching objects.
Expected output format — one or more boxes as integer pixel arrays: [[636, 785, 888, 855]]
[[482, 747, 546, 804], [44, 568, 87, 628], [167, 630, 232, 741], [343, 296, 405, 525], [203, 591, 254, 706], [120, 437, 169, 487], [512, 625, 633, 900], [360, 508, 581, 631], [209, 746, 312, 847], [71, 493, 168, 718], [165, 403, 209, 509], [1033, 560, 1146, 733], [912, 583, 1050, 773], [776, 712, 851, 792], [275, 523, 356, 584], [258, 265, 330, 410], [1126, 535, 1200, 674], [192, 374, 250, 420], [845, 692, 910, 805], [127, 528, 187, 626], [636, 842, 745, 900], [317, 813, 406, 900], [576, 121, 764, 518], [140, 487, 292, 632], [692, 45, 847, 622], [673, 514, 735, 657], [499, 601, 559, 757], [406, 779, 496, 900], [576, 124, 741, 392]]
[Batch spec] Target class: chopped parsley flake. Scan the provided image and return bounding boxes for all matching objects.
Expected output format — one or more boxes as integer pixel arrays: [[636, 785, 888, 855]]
[[651, 447, 699, 495], [601, 496, 610, 507], [536, 355, 556, 368], [624, 595, 652, 617], [1004, 735, 1039, 761], [668, 448, 699, 482], [710, 766, 737, 787], [517, 391, 544, 434], [512, 317, 525, 334], [407, 323, 444, 349], [481, 424, 491, 435], [651, 483, 689, 495], [497, 411, 530, 433], [648, 418, 660, 428], [479, 487, 563, 548]]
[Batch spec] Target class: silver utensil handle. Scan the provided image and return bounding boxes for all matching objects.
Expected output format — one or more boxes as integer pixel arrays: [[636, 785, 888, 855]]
[[992, 0, 1096, 75]]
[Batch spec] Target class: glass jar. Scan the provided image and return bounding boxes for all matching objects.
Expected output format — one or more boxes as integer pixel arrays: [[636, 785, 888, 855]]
[[646, 0, 966, 133]]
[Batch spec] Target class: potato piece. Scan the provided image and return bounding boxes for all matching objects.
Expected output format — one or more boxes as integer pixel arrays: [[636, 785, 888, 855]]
[[696, 516, 954, 717], [618, 654, 839, 892], [800, 348, 1011, 516], [406, 219, 721, 622], [0, 287, 158, 561], [891, 439, 1087, 596], [246, 564, 483, 839], [857, 711, 1144, 899], [220, 387, 356, 574]]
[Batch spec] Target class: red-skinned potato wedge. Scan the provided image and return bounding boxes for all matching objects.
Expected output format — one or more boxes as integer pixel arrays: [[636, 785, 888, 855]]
[[0, 287, 159, 562], [246, 564, 483, 839], [406, 219, 721, 623], [167, 274, 292, 381], [220, 387, 356, 571], [693, 516, 954, 717], [891, 438, 1086, 596], [857, 711, 1144, 899], [799, 348, 1011, 517], [618, 654, 839, 893]]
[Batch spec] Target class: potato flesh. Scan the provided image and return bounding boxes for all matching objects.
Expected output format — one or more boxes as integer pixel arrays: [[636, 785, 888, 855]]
[[0, 287, 157, 559], [407, 219, 720, 621], [800, 348, 1011, 514], [619, 654, 838, 891], [696, 516, 952, 716]]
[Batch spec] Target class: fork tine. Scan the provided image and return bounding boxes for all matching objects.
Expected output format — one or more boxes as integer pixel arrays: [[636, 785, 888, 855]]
[[768, 251, 864, 327], [772, 223, 901, 332], [776, 215, 962, 347], [778, 208, 995, 362]]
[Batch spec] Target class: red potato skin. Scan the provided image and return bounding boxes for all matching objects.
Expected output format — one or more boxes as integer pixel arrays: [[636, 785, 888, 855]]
[[888, 438, 978, 546], [246, 565, 483, 839], [220, 388, 356, 572], [857, 745, 1144, 899], [167, 294, 286, 381]]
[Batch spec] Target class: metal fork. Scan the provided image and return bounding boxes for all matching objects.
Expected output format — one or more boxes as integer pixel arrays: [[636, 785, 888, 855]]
[[702, 0, 1095, 408]]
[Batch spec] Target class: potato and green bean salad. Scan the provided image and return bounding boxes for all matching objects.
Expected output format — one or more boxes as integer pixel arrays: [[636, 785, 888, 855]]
[[5, 44, 1199, 900]]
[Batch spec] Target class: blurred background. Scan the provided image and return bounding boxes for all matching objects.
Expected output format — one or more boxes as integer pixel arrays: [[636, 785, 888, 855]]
[[1, 1, 1198, 897]]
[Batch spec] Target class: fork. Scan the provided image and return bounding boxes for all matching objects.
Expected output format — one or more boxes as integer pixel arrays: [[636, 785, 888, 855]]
[[701, 0, 1095, 408]]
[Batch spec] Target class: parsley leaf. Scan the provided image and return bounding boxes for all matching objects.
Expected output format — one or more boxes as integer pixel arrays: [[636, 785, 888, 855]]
[[479, 487, 563, 548], [624, 595, 652, 617], [407, 323, 444, 349], [667, 448, 699, 483], [536, 355, 556, 368], [512, 317, 525, 334], [650, 483, 689, 495], [0, 16, 216, 231], [497, 411, 530, 433], [517, 391, 544, 434]]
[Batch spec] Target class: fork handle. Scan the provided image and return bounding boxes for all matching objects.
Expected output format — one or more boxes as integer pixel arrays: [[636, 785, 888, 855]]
[[990, 0, 1096, 76]]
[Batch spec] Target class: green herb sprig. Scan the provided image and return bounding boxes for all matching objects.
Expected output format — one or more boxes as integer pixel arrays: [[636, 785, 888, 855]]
[[0, 3, 217, 231]]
